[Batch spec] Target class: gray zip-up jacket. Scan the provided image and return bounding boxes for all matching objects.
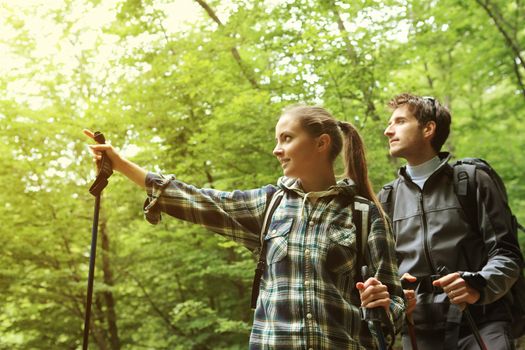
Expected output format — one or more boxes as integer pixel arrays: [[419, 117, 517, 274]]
[[378, 153, 522, 327]]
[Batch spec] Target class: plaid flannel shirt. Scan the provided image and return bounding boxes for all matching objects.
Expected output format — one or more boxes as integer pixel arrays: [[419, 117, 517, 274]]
[[144, 173, 405, 349]]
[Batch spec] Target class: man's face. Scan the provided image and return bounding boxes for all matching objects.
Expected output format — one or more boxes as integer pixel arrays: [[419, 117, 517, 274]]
[[384, 105, 428, 161], [273, 113, 320, 179]]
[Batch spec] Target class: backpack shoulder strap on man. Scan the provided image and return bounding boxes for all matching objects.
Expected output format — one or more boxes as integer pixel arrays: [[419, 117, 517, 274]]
[[250, 190, 284, 309], [452, 159, 479, 230], [378, 178, 401, 231], [452, 158, 525, 233]]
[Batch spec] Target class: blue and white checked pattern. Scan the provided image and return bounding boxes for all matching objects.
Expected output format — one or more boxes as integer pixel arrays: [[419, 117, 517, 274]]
[[144, 173, 405, 349]]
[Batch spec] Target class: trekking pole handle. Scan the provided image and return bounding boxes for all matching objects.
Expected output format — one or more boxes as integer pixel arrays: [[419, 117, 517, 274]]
[[93, 131, 113, 178], [93, 131, 106, 144], [89, 131, 113, 197], [361, 265, 388, 350], [361, 266, 388, 323]]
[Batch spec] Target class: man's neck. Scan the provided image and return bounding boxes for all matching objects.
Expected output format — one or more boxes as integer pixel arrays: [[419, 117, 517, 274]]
[[405, 155, 442, 189], [406, 150, 439, 166]]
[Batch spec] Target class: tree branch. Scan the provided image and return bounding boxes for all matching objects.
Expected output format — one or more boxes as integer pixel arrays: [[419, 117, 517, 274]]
[[327, 0, 379, 121], [476, 0, 525, 72], [194, 0, 260, 89], [127, 272, 182, 334]]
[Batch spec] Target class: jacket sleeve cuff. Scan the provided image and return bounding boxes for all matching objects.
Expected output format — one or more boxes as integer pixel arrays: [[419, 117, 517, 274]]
[[460, 271, 487, 304], [143, 172, 175, 225]]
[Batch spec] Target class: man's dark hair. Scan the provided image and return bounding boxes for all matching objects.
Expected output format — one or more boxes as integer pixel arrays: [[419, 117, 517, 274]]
[[388, 93, 451, 153]]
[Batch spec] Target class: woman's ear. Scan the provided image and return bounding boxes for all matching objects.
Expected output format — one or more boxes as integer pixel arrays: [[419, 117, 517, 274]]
[[317, 134, 331, 152]]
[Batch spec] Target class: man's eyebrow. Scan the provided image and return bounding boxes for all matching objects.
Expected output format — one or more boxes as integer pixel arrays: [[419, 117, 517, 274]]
[[391, 115, 408, 120]]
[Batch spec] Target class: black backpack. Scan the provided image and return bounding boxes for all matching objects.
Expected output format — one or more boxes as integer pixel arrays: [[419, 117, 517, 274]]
[[452, 158, 525, 338], [381, 157, 525, 338]]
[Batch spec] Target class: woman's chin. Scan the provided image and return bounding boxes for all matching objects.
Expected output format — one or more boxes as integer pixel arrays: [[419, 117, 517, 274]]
[[282, 169, 299, 179], [282, 166, 291, 175]]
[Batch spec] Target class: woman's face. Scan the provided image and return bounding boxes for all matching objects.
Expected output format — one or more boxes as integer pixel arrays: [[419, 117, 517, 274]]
[[273, 113, 320, 179]]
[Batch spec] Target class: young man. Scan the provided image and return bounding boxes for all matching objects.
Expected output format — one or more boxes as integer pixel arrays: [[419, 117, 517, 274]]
[[379, 93, 523, 349]]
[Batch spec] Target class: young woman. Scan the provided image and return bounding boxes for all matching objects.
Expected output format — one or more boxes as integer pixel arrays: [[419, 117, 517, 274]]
[[85, 105, 404, 349]]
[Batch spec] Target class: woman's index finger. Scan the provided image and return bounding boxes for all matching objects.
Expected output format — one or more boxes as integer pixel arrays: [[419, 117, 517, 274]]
[[83, 129, 95, 139]]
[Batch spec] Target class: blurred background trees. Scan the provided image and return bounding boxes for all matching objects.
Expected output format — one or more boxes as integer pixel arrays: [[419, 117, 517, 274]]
[[0, 0, 523, 348]]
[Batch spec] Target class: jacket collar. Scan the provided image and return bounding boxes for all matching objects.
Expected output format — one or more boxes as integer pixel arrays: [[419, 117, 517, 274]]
[[398, 152, 452, 182]]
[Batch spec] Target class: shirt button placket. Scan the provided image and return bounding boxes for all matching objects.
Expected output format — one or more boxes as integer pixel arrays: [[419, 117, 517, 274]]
[[304, 221, 314, 349]]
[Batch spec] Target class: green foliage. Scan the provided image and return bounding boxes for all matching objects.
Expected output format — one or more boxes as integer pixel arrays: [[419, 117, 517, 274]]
[[0, 0, 524, 348]]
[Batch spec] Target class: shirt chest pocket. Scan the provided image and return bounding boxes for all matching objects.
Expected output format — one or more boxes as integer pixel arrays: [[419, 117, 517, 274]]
[[264, 219, 293, 265], [326, 225, 357, 275]]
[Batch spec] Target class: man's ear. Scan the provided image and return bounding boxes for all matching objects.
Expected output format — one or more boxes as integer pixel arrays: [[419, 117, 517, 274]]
[[423, 121, 436, 140], [317, 134, 331, 152]]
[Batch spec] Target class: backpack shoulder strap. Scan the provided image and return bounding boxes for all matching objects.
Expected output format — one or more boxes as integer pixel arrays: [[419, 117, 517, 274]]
[[453, 162, 478, 230], [455, 159, 525, 233], [250, 189, 284, 309], [354, 196, 371, 281], [378, 177, 401, 236], [259, 190, 284, 246], [379, 178, 400, 211]]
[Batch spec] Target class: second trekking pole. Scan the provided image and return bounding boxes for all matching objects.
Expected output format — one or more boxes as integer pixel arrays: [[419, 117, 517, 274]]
[[361, 266, 388, 350], [437, 266, 488, 350]]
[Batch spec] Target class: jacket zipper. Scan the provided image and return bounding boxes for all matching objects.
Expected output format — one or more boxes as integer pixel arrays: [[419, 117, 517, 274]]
[[400, 157, 450, 276], [419, 191, 437, 274]]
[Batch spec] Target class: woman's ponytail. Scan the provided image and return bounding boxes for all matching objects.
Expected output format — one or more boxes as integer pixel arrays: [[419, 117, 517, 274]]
[[339, 121, 385, 218]]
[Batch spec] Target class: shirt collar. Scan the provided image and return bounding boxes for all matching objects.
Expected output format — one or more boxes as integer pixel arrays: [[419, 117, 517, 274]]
[[277, 176, 356, 198]]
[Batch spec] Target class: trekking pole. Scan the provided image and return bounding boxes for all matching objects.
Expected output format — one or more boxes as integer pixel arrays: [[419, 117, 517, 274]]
[[463, 309, 488, 350], [400, 279, 419, 350], [406, 315, 418, 350], [437, 267, 488, 350], [82, 132, 113, 350], [361, 266, 388, 350]]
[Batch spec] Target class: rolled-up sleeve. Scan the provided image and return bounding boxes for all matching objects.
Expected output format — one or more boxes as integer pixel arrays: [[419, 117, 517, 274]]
[[143, 172, 278, 251]]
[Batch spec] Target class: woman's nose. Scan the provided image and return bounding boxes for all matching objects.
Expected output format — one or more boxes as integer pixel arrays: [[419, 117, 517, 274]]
[[273, 145, 283, 156]]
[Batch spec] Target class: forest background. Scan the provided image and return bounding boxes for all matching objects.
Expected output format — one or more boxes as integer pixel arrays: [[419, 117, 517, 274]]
[[0, 0, 524, 349]]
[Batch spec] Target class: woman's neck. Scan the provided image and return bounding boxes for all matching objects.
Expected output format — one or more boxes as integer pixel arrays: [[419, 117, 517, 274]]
[[299, 169, 337, 193]]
